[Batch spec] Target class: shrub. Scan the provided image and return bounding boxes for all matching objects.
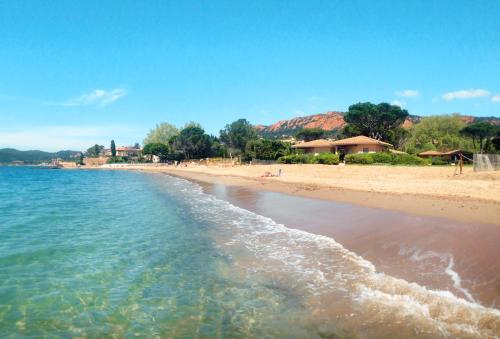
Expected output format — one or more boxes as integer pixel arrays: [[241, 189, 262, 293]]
[[277, 154, 304, 164], [107, 156, 126, 164], [312, 153, 340, 165], [371, 152, 393, 163], [430, 157, 448, 166], [345, 153, 374, 164], [277, 153, 339, 165], [392, 153, 429, 165], [345, 152, 429, 165]]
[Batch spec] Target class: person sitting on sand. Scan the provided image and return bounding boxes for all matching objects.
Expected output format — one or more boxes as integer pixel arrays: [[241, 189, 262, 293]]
[[260, 171, 275, 177]]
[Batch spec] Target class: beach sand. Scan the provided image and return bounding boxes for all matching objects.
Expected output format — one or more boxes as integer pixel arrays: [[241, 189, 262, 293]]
[[134, 164, 500, 226]]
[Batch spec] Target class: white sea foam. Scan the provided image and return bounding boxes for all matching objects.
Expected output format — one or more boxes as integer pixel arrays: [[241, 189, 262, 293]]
[[157, 174, 500, 338], [403, 246, 477, 303]]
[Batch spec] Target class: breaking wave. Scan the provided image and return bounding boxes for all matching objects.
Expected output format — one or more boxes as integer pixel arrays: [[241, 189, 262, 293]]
[[156, 174, 500, 338]]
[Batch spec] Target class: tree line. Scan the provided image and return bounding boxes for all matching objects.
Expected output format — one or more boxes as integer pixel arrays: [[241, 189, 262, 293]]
[[88, 101, 500, 163], [141, 119, 292, 162]]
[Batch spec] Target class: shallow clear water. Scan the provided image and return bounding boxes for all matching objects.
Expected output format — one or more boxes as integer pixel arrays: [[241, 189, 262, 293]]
[[0, 167, 499, 338]]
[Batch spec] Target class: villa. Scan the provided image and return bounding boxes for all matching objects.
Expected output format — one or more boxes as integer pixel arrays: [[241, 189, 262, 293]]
[[292, 135, 393, 155], [103, 146, 142, 158], [418, 149, 472, 162]]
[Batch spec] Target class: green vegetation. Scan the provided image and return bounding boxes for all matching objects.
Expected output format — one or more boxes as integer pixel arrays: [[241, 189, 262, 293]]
[[143, 143, 170, 161], [107, 156, 126, 164], [219, 119, 257, 154], [76, 153, 85, 166], [86, 144, 104, 157], [0, 148, 80, 164], [172, 125, 213, 159], [131, 102, 499, 166], [245, 139, 291, 160], [342, 102, 409, 143], [404, 115, 473, 154], [143, 123, 179, 145], [460, 122, 497, 153], [278, 153, 339, 165], [430, 158, 448, 166], [110, 140, 116, 157], [345, 152, 429, 165], [295, 128, 325, 142]]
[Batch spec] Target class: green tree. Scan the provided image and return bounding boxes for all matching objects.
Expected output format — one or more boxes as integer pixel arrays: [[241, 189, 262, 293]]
[[404, 115, 472, 154], [343, 102, 409, 141], [460, 122, 497, 153], [173, 125, 213, 159], [110, 140, 116, 157], [245, 139, 291, 160], [143, 123, 179, 145], [143, 143, 170, 161], [492, 129, 500, 152], [134, 142, 141, 149], [295, 128, 325, 142], [86, 144, 104, 157], [219, 119, 257, 152], [75, 152, 84, 166], [387, 127, 411, 150]]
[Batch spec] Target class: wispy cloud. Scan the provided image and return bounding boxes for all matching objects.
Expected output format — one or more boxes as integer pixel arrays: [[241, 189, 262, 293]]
[[391, 100, 405, 108], [442, 88, 490, 101], [396, 89, 420, 97], [47, 88, 128, 107], [491, 94, 500, 102]]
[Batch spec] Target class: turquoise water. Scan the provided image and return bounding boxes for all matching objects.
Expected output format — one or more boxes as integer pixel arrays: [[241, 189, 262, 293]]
[[0, 167, 499, 338]]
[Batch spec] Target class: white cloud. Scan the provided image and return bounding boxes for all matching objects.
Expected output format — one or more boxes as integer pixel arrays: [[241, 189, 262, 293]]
[[396, 89, 420, 97], [391, 100, 405, 108], [442, 88, 490, 101], [491, 94, 500, 102], [0, 125, 141, 152], [47, 88, 128, 107]]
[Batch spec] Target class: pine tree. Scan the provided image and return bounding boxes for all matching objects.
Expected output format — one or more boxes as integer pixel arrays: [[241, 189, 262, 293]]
[[111, 140, 116, 157]]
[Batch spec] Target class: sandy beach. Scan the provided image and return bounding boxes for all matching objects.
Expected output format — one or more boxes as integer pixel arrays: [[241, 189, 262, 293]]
[[76, 164, 500, 308], [126, 164, 500, 226]]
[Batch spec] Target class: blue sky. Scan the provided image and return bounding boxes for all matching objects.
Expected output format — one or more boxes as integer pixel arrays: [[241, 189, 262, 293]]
[[0, 0, 499, 151]]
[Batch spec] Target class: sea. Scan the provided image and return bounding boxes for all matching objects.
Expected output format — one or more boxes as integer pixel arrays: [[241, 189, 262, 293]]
[[0, 167, 498, 338]]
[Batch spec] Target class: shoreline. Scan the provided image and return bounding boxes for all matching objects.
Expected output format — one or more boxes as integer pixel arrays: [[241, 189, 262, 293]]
[[135, 165, 500, 226]]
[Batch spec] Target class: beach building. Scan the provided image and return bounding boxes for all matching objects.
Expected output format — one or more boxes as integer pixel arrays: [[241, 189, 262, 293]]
[[418, 149, 472, 162], [290, 139, 334, 154], [292, 136, 393, 155], [330, 136, 393, 154], [103, 146, 142, 158], [418, 150, 443, 158]]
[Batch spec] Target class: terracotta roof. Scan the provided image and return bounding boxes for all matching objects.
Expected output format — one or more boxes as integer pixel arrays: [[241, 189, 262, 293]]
[[116, 147, 141, 151], [418, 150, 443, 156], [330, 135, 393, 147], [442, 149, 462, 155], [291, 139, 333, 148]]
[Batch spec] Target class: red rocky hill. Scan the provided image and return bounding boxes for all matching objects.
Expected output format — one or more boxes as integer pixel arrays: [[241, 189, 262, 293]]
[[255, 111, 498, 138]]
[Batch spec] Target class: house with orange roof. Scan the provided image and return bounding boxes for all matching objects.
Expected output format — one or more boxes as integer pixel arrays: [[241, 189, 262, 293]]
[[103, 146, 142, 158], [418, 149, 472, 162], [292, 136, 393, 155]]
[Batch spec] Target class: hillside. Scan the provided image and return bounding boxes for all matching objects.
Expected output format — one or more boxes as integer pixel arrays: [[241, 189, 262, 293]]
[[0, 148, 80, 164], [255, 111, 499, 138]]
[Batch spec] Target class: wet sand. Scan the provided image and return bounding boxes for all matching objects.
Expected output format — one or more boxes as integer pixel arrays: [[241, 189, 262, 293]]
[[155, 166, 500, 226], [197, 180, 500, 309]]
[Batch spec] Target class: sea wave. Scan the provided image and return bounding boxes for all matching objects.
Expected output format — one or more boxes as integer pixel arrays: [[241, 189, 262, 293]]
[[156, 174, 500, 338]]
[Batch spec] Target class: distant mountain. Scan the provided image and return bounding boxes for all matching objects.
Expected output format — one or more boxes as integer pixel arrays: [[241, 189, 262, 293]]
[[255, 111, 500, 138], [255, 111, 346, 138], [0, 148, 81, 164]]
